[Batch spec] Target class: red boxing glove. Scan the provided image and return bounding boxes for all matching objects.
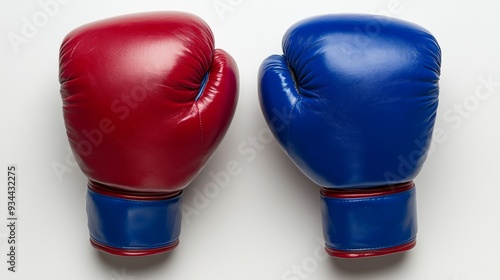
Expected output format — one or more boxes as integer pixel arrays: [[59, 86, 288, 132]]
[[59, 11, 238, 256]]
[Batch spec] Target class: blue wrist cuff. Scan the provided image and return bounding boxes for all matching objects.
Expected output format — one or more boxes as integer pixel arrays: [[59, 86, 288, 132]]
[[320, 182, 417, 257], [86, 186, 182, 256]]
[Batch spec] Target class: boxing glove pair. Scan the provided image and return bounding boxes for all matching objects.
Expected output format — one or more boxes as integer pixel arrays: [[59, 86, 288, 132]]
[[59, 12, 440, 258]]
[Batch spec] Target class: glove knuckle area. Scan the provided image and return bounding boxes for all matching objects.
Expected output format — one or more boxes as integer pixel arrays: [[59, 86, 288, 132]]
[[280, 14, 442, 99], [59, 12, 228, 189], [59, 12, 216, 104], [266, 14, 441, 187]]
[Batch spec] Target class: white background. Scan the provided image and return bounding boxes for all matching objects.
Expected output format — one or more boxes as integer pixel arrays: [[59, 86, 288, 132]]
[[1, 0, 499, 279]]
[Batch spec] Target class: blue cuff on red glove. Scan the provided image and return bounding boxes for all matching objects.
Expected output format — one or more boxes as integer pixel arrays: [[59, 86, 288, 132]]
[[86, 182, 182, 256]]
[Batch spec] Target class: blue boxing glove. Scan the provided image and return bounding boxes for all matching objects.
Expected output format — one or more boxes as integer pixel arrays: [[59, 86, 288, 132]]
[[259, 14, 441, 258]]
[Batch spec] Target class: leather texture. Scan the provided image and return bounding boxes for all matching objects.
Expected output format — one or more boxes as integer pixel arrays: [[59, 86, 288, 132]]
[[59, 11, 238, 256], [259, 14, 440, 258], [321, 183, 417, 258], [86, 187, 182, 254]]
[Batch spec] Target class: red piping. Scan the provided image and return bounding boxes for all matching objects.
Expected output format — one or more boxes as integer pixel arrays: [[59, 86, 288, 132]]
[[320, 181, 415, 199], [88, 180, 182, 201]]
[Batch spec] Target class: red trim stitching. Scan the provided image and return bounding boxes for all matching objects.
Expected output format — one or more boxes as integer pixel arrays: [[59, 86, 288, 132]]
[[325, 239, 416, 258], [88, 180, 182, 201], [90, 238, 179, 257], [320, 181, 415, 199]]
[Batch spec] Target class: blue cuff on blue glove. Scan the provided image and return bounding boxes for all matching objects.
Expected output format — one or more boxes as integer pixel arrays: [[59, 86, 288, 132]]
[[321, 182, 417, 258]]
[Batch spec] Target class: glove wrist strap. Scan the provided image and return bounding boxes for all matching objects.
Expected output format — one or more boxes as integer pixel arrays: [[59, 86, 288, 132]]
[[320, 181, 417, 258], [86, 180, 182, 256]]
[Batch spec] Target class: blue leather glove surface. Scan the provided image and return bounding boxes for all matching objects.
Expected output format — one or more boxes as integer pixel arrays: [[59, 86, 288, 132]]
[[259, 14, 441, 258]]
